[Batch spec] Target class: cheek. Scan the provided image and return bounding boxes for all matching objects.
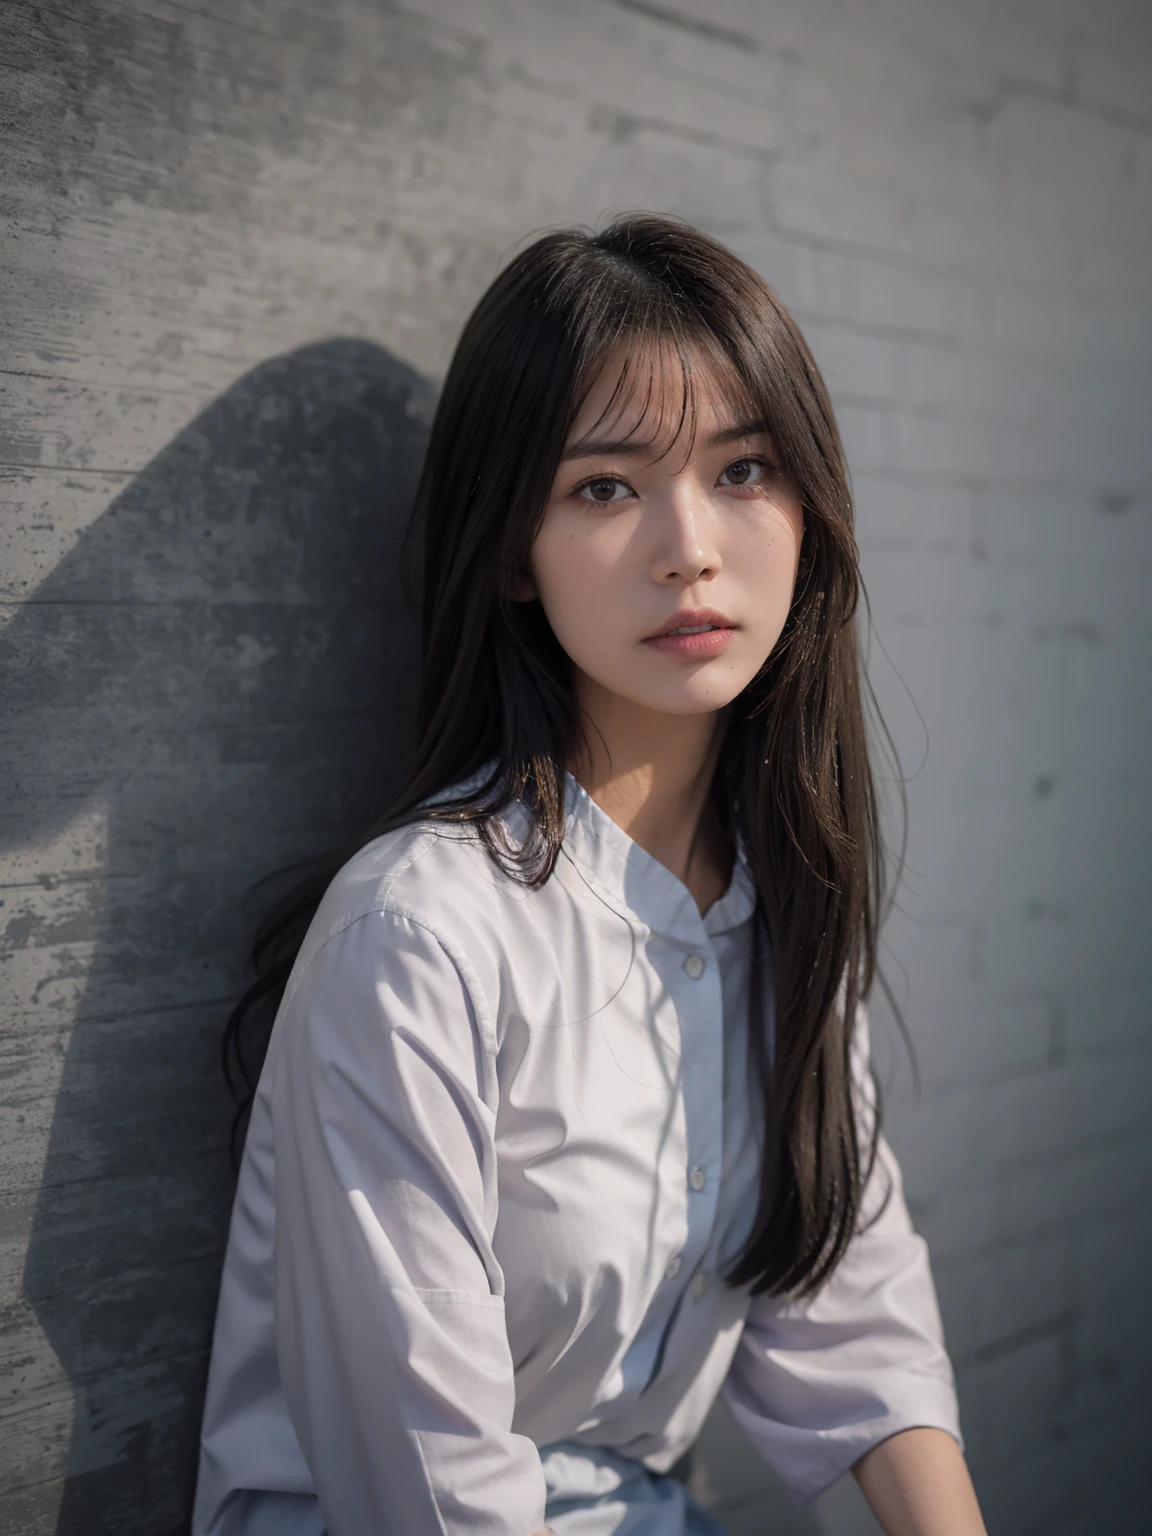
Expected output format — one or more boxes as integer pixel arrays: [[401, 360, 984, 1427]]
[[530, 519, 621, 631], [735, 506, 804, 597]]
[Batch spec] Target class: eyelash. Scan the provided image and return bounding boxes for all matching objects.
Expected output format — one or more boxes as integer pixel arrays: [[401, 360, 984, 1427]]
[[572, 455, 779, 503]]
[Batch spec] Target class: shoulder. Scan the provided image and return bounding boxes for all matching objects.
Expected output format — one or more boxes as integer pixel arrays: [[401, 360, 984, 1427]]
[[296, 806, 539, 978], [264, 813, 532, 1071]]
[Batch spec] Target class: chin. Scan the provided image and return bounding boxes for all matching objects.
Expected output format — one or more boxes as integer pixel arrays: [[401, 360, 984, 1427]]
[[579, 658, 752, 718], [638, 683, 747, 717]]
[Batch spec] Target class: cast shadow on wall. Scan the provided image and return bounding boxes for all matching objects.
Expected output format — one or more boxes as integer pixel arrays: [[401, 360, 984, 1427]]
[[7, 340, 433, 1534]]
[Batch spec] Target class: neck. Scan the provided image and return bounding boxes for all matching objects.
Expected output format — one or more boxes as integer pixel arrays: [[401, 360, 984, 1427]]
[[568, 672, 733, 903]]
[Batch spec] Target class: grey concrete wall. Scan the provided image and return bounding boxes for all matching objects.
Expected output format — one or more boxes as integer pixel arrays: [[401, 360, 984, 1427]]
[[1, 2, 1149, 1533]]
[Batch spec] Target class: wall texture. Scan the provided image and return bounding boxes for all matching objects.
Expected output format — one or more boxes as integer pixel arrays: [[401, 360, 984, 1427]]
[[2, 2, 1150, 1533]]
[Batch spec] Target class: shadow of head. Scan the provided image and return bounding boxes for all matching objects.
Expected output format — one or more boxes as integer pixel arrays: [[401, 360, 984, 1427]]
[[4, 338, 433, 1534]]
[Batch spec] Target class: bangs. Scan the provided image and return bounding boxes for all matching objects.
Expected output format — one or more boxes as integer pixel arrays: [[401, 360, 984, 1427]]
[[565, 323, 762, 469]]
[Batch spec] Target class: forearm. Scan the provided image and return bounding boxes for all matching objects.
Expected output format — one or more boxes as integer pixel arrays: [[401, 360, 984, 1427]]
[[852, 1427, 986, 1536]]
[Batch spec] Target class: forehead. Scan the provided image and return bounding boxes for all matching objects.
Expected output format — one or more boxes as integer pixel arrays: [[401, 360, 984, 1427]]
[[565, 337, 755, 454]]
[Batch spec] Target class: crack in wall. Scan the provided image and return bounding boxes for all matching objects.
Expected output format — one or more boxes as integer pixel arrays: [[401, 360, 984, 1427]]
[[589, 104, 780, 165], [968, 71, 1152, 139], [604, 0, 766, 54]]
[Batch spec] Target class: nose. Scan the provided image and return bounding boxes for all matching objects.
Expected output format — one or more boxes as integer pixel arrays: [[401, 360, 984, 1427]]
[[650, 484, 720, 585]]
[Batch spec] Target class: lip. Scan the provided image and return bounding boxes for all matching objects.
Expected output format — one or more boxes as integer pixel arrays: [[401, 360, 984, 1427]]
[[642, 607, 737, 660]]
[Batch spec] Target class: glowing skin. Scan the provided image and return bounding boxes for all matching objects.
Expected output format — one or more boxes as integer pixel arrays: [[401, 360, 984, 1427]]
[[524, 345, 805, 724], [512, 341, 805, 915]]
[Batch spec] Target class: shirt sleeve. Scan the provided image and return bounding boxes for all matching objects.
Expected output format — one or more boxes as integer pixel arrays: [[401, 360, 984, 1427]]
[[269, 906, 547, 1536], [719, 1001, 962, 1503]]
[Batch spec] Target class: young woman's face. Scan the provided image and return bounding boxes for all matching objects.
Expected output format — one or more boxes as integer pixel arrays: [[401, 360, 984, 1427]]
[[524, 343, 805, 720]]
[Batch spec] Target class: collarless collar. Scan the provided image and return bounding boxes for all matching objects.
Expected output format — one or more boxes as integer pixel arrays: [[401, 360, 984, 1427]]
[[425, 760, 758, 944], [556, 771, 757, 943]]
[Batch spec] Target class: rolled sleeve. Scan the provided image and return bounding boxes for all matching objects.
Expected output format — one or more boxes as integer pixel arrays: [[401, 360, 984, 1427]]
[[720, 1004, 962, 1502], [270, 907, 547, 1536]]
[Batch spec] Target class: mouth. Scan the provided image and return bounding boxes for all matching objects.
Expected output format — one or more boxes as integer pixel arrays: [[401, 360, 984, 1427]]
[[642, 608, 737, 659], [644, 608, 735, 640]]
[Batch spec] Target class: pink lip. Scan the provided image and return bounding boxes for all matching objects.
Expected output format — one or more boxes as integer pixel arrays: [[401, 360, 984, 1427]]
[[642, 608, 736, 659]]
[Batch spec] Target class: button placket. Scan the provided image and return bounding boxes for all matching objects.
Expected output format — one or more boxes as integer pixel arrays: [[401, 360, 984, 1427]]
[[664, 931, 723, 1304]]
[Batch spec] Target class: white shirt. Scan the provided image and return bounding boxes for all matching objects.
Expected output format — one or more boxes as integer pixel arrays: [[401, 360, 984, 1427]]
[[192, 770, 961, 1536]]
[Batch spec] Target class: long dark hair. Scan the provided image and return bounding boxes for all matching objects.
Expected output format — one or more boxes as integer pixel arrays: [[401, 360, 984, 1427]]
[[222, 212, 895, 1299]]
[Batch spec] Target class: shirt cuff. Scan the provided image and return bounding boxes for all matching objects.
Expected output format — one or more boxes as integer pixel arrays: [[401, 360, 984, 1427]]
[[722, 1374, 964, 1504]]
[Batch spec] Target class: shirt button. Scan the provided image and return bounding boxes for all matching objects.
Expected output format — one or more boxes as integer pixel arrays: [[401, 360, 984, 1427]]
[[683, 954, 705, 979], [664, 1254, 682, 1279], [688, 1166, 706, 1192], [690, 1271, 708, 1298]]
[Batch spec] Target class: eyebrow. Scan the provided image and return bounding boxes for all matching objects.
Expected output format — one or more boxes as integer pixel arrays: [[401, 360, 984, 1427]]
[[559, 419, 773, 462]]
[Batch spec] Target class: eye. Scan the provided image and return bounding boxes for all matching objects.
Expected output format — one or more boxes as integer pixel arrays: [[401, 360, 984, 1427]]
[[719, 455, 776, 488], [575, 474, 633, 504]]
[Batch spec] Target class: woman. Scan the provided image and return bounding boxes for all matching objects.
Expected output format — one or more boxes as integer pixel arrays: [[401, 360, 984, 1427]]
[[193, 214, 987, 1535]]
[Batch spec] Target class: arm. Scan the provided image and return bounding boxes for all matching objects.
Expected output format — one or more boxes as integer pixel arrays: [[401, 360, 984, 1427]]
[[853, 1427, 987, 1536], [270, 907, 548, 1536]]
